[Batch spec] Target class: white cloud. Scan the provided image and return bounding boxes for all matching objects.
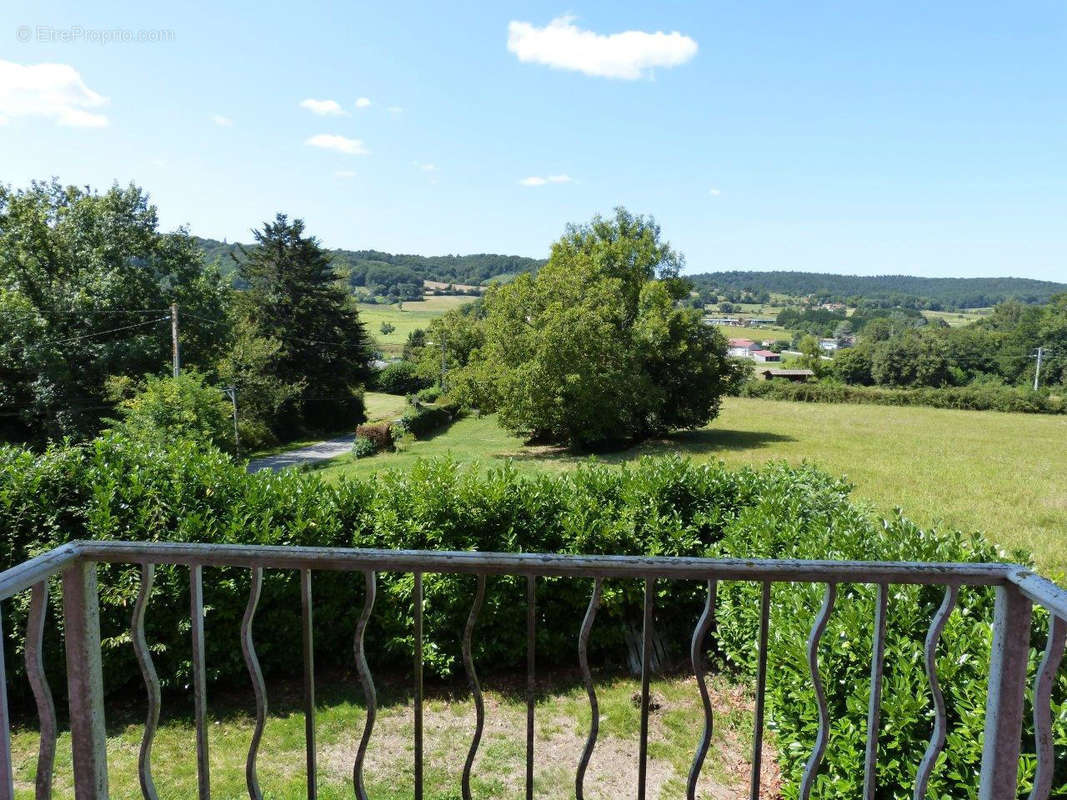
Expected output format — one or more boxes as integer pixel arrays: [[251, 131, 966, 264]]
[[299, 98, 348, 116], [507, 16, 697, 79], [519, 173, 574, 187], [212, 114, 233, 127], [709, 187, 721, 196], [305, 133, 369, 155], [0, 60, 109, 127], [335, 169, 357, 178], [387, 105, 403, 113], [413, 161, 438, 172], [355, 97, 371, 108]]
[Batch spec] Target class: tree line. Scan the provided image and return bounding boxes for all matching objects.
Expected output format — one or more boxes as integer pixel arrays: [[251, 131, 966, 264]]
[[0, 180, 372, 449]]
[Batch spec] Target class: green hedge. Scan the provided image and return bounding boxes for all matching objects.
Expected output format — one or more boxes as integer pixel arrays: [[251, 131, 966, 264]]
[[740, 378, 1066, 414], [399, 400, 462, 438], [0, 436, 1062, 797]]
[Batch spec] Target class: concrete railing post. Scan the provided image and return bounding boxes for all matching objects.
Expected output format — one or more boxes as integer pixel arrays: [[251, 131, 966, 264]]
[[978, 583, 1032, 800], [63, 562, 109, 799]]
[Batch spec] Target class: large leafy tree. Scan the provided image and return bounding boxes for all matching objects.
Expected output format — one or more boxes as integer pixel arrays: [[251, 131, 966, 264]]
[[0, 180, 230, 442], [235, 214, 371, 435], [455, 208, 733, 449]]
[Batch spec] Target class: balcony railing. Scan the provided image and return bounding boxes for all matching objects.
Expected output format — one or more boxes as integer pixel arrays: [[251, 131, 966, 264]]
[[0, 541, 1065, 799]]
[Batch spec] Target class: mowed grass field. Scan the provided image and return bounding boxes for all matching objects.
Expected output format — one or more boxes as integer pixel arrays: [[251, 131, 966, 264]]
[[360, 296, 475, 356], [322, 397, 1067, 573]]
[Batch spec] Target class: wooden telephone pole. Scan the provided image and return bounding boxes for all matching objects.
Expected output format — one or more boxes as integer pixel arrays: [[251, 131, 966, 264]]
[[170, 303, 180, 378]]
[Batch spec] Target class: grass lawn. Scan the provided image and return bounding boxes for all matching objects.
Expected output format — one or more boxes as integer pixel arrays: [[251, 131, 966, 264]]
[[317, 398, 1067, 573], [363, 391, 409, 422], [11, 674, 771, 799], [709, 324, 794, 342], [360, 296, 475, 356], [921, 308, 992, 327]]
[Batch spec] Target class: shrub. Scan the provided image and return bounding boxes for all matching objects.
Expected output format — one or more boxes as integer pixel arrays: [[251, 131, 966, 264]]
[[739, 379, 1065, 414], [106, 371, 235, 452], [355, 421, 393, 451], [416, 385, 442, 403], [375, 360, 428, 395], [398, 401, 461, 438], [351, 436, 377, 458]]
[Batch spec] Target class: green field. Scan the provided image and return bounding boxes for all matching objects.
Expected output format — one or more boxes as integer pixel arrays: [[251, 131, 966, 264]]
[[11, 674, 765, 799], [364, 391, 409, 422], [320, 397, 1067, 573], [709, 324, 794, 342], [921, 308, 992, 327], [360, 296, 475, 356]]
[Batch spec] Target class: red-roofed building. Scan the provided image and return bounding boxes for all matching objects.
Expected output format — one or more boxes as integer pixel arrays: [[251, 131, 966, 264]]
[[752, 349, 781, 363]]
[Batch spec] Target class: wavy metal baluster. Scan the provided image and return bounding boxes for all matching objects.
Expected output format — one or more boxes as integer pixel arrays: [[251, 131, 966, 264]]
[[750, 581, 771, 800], [353, 570, 377, 800], [863, 583, 889, 800], [575, 577, 602, 800], [462, 574, 486, 800], [25, 581, 56, 800], [1028, 614, 1066, 800], [241, 567, 266, 800], [913, 584, 958, 800], [132, 564, 161, 800], [687, 579, 717, 800], [799, 583, 837, 800]]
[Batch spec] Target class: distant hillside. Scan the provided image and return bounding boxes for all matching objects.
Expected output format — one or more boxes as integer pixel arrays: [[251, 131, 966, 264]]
[[688, 270, 1067, 309], [193, 237, 544, 288]]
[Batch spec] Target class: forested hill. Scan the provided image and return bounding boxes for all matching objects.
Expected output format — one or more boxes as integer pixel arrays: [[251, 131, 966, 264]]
[[193, 237, 544, 287], [689, 270, 1067, 308]]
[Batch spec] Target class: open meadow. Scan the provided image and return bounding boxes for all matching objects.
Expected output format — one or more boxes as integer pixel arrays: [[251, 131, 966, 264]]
[[360, 296, 475, 356], [321, 397, 1067, 573]]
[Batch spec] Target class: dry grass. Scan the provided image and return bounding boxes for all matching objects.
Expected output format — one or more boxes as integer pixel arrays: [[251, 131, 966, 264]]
[[9, 674, 776, 799]]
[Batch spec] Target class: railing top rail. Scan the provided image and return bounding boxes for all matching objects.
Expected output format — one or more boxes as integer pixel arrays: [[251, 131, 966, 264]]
[[6, 541, 1061, 603]]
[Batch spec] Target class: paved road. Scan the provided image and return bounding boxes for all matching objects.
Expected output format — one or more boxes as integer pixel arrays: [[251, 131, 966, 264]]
[[246, 434, 355, 473]]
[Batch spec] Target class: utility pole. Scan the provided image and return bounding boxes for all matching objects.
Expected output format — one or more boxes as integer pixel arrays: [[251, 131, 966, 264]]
[[1031, 346, 1052, 390], [170, 303, 180, 378], [222, 386, 240, 457]]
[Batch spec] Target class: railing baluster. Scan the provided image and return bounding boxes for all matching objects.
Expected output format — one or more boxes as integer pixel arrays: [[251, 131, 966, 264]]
[[353, 570, 377, 800], [799, 582, 836, 800], [687, 579, 717, 800], [576, 577, 602, 800], [1028, 614, 1067, 800], [26, 581, 56, 800], [914, 584, 958, 799], [241, 566, 266, 800], [864, 582, 889, 800], [62, 561, 109, 799], [413, 571, 424, 800], [462, 575, 486, 800], [749, 581, 771, 800], [525, 574, 536, 800], [637, 577, 655, 800], [132, 564, 160, 800], [301, 569, 317, 800], [189, 565, 210, 800], [0, 604, 13, 800]]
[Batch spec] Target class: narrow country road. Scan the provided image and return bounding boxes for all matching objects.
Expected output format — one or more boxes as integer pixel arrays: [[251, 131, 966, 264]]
[[246, 434, 355, 473]]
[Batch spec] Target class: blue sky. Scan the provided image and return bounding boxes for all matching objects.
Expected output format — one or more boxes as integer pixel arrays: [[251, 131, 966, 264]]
[[1, 0, 1064, 278]]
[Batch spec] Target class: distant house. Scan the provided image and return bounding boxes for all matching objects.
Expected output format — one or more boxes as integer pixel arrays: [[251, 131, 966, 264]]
[[745, 317, 777, 328], [752, 349, 781, 363], [759, 368, 815, 382], [703, 316, 742, 326], [818, 338, 839, 352], [727, 338, 758, 358]]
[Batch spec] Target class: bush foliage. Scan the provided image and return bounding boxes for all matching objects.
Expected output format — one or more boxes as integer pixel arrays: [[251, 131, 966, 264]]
[[0, 439, 1061, 797], [740, 378, 1065, 414]]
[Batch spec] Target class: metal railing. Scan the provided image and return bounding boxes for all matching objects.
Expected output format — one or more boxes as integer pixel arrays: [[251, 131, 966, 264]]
[[0, 541, 1065, 799]]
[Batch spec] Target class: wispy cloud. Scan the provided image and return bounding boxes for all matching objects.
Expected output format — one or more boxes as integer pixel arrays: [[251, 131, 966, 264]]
[[299, 98, 348, 116], [413, 161, 438, 172], [305, 133, 369, 155], [507, 16, 697, 79], [355, 97, 371, 108], [708, 187, 721, 196], [212, 114, 233, 127], [519, 173, 573, 187], [335, 169, 357, 178], [0, 60, 109, 127], [387, 105, 403, 113]]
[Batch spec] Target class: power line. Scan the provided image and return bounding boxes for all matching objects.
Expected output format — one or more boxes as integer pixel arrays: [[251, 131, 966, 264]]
[[0, 308, 171, 317], [45, 316, 169, 347]]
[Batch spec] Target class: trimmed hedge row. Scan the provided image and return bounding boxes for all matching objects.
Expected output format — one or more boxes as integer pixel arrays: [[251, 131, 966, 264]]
[[740, 378, 1066, 414], [398, 400, 462, 438], [0, 436, 1062, 797]]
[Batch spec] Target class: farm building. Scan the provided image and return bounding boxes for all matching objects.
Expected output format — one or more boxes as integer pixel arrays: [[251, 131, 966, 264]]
[[759, 368, 815, 382], [752, 349, 781, 363]]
